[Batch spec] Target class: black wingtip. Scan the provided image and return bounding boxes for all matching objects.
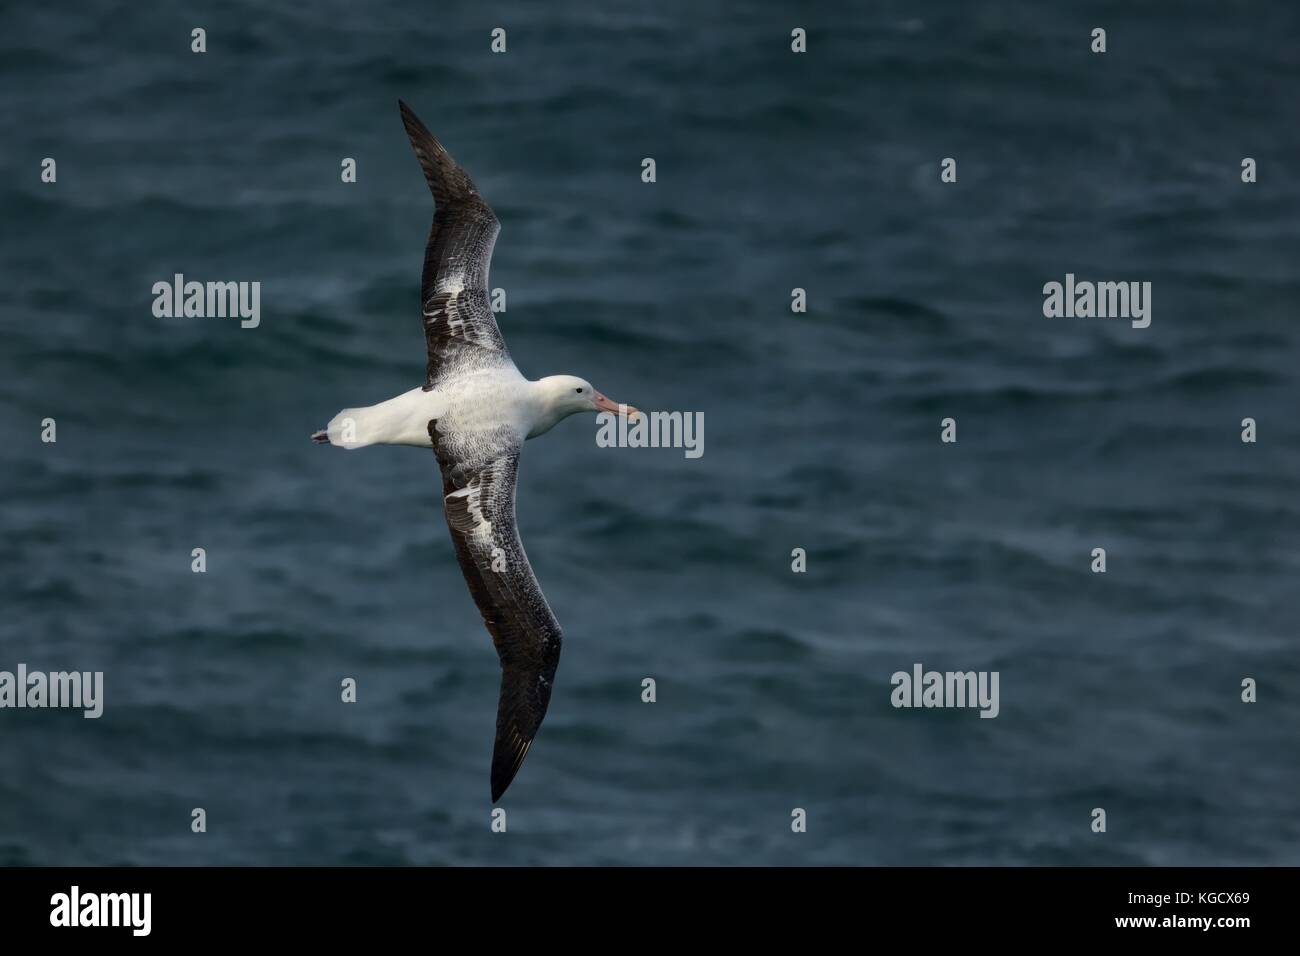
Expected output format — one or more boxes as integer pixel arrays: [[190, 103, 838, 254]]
[[397, 99, 481, 208], [397, 98, 433, 144], [490, 737, 533, 803], [490, 760, 516, 803]]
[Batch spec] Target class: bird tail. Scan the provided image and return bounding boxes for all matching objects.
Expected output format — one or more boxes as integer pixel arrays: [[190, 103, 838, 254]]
[[311, 408, 373, 449]]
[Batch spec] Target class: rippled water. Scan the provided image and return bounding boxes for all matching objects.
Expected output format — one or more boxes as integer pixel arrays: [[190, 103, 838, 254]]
[[1, 1, 1298, 865]]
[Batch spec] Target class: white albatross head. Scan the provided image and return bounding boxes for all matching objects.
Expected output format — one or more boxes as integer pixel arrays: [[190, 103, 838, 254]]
[[529, 375, 639, 438]]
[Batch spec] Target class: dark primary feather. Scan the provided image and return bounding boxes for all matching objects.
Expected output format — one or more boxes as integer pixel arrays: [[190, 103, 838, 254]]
[[397, 100, 508, 386], [430, 423, 563, 802]]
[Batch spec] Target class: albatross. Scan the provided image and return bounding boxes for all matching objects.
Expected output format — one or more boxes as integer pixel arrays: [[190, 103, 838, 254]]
[[313, 100, 638, 801]]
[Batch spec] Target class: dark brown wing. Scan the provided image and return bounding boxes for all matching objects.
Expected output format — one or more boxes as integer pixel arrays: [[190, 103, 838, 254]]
[[398, 100, 508, 386], [430, 426, 563, 802]]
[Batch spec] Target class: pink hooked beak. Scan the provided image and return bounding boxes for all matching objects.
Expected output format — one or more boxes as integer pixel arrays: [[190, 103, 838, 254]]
[[592, 391, 639, 419]]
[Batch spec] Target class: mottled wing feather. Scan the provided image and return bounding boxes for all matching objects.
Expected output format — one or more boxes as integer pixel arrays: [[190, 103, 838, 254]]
[[430, 424, 563, 802], [398, 100, 507, 385]]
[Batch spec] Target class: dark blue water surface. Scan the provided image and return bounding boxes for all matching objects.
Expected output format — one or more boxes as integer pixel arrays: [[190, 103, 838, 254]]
[[1, 1, 1298, 865]]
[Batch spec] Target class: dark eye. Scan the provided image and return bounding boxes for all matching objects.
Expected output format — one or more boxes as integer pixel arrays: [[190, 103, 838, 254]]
[[575, 387, 583, 393]]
